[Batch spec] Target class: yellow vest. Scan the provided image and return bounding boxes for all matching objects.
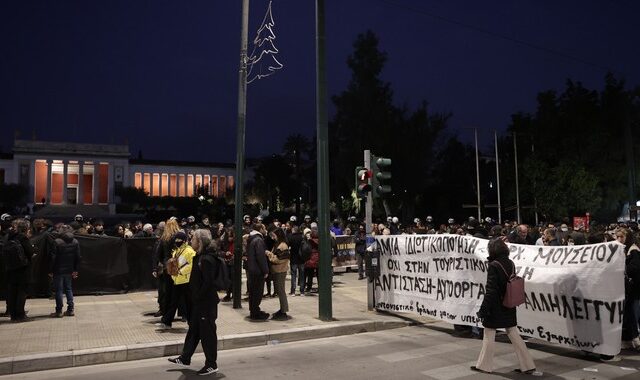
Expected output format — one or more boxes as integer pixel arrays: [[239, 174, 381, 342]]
[[170, 244, 196, 285]]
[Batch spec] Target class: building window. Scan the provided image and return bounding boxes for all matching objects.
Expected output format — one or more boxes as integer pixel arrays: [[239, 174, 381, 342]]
[[179, 174, 186, 197], [211, 176, 218, 197], [227, 176, 234, 191], [195, 175, 202, 194], [170, 174, 177, 197], [35, 160, 47, 204], [152, 173, 160, 196], [204, 175, 210, 195], [187, 174, 194, 196], [143, 173, 151, 194], [219, 176, 226, 197], [161, 174, 169, 196], [134, 173, 142, 189]]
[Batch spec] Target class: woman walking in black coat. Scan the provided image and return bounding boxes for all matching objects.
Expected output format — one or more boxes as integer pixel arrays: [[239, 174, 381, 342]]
[[472, 238, 536, 374]]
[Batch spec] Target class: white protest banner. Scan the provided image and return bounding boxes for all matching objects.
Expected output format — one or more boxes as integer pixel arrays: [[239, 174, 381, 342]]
[[374, 234, 625, 355]]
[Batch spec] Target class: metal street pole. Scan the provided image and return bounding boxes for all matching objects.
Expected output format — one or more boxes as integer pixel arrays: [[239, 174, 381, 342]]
[[316, 0, 332, 321], [513, 132, 521, 224], [232, 0, 250, 310], [494, 130, 502, 224], [474, 128, 482, 221], [364, 150, 374, 310]]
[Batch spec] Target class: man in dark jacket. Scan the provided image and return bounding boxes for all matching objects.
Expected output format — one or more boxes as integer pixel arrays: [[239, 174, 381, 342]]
[[355, 224, 367, 280], [287, 226, 304, 295], [49, 225, 81, 317], [4, 218, 35, 322], [507, 224, 535, 245], [246, 223, 269, 320]]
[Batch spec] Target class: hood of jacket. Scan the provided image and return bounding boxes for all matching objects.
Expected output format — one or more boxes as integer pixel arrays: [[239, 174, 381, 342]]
[[61, 232, 75, 243]]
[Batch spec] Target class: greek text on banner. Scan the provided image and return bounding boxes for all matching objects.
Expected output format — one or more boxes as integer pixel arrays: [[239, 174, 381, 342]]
[[374, 234, 625, 356]]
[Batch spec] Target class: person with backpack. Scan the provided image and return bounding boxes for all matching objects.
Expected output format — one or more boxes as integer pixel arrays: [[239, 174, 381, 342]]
[[472, 238, 536, 374], [168, 229, 224, 376], [3, 218, 35, 322], [157, 231, 195, 329]]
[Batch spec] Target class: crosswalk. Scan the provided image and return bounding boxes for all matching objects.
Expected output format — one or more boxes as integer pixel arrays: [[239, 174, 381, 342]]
[[339, 323, 640, 379]]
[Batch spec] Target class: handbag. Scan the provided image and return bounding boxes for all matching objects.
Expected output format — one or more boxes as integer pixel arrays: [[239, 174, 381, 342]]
[[492, 260, 525, 308]]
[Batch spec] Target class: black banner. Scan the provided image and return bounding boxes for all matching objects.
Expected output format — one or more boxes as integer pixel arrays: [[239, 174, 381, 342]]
[[1, 235, 159, 298]]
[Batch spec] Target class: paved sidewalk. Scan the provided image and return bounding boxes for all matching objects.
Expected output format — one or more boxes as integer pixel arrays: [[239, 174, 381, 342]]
[[0, 272, 420, 374]]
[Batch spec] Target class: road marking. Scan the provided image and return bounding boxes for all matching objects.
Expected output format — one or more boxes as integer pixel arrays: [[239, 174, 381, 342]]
[[377, 343, 463, 363], [420, 350, 555, 380]]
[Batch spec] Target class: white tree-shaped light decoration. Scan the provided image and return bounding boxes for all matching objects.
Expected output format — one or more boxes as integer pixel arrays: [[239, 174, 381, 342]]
[[247, 1, 283, 84]]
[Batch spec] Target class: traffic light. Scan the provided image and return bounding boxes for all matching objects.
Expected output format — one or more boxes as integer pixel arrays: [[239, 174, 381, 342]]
[[372, 156, 392, 197], [355, 166, 372, 196]]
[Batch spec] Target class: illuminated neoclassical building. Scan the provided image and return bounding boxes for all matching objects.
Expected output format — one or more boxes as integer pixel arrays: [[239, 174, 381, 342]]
[[0, 140, 236, 212]]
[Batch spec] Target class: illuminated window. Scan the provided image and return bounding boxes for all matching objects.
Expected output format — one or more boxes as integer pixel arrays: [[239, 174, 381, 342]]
[[179, 174, 186, 197], [143, 173, 151, 194], [211, 176, 218, 197], [195, 175, 202, 194], [152, 173, 160, 196], [187, 174, 194, 196], [170, 174, 177, 197], [161, 174, 169, 196], [134, 173, 142, 189], [219, 176, 227, 197]]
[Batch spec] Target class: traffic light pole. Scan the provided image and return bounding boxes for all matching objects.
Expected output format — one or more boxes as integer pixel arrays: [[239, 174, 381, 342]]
[[364, 150, 374, 311]]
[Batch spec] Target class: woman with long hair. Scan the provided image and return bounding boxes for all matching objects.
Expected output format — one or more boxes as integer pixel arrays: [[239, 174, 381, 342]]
[[168, 229, 220, 375], [472, 238, 536, 374], [152, 218, 181, 317], [266, 228, 290, 320]]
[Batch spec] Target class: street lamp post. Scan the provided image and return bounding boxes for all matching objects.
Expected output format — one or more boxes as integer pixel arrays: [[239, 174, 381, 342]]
[[232, 0, 250, 310], [316, 0, 332, 321]]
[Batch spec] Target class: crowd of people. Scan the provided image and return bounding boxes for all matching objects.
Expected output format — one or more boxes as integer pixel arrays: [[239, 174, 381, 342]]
[[1, 210, 639, 373]]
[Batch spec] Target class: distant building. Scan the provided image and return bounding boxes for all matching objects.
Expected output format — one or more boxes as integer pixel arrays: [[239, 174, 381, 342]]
[[0, 140, 237, 213]]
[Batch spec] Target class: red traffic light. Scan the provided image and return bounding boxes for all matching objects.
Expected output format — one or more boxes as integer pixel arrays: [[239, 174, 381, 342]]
[[358, 169, 372, 180]]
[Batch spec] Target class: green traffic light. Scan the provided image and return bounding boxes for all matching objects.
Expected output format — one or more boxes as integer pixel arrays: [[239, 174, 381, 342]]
[[376, 157, 392, 167]]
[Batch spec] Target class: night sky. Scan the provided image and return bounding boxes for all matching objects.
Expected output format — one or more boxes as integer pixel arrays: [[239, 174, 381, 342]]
[[2, 0, 639, 163]]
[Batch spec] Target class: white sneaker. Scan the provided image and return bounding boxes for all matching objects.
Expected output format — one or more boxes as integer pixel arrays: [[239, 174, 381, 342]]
[[632, 337, 640, 350], [155, 322, 170, 330]]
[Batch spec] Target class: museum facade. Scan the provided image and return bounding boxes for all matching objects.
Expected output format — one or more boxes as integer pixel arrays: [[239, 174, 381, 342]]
[[0, 140, 236, 210]]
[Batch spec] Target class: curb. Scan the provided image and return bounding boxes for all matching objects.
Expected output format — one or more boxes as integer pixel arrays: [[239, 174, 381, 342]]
[[0, 320, 410, 375]]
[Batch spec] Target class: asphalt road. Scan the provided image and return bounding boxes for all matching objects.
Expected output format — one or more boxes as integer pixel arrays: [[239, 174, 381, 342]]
[[4, 324, 640, 379]]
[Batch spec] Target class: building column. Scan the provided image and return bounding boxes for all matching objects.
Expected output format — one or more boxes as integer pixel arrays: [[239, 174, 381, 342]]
[[191, 174, 196, 196], [62, 160, 68, 205], [78, 161, 84, 205], [92, 163, 99, 205], [46, 159, 53, 205], [149, 172, 155, 196], [158, 174, 163, 197], [107, 162, 114, 203]]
